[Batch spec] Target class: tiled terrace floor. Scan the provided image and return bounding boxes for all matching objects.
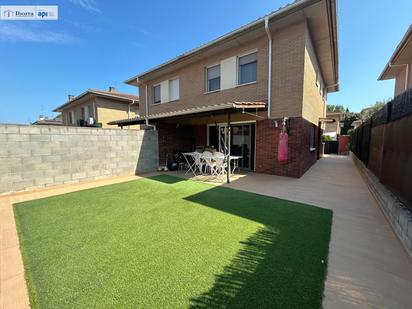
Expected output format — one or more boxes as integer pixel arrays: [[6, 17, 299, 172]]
[[1, 155, 411, 308]]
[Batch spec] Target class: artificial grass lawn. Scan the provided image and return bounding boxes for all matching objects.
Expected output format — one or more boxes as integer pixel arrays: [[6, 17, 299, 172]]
[[14, 175, 332, 308]]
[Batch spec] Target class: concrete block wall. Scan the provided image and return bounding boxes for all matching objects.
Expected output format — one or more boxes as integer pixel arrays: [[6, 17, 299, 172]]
[[0, 124, 158, 194]]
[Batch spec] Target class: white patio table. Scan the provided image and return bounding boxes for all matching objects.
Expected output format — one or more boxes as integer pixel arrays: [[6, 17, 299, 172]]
[[182, 152, 201, 176], [199, 154, 243, 175]]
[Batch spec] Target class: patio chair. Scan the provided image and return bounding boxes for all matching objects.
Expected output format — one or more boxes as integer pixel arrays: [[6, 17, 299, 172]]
[[202, 151, 216, 174], [213, 155, 227, 180], [192, 152, 204, 175]]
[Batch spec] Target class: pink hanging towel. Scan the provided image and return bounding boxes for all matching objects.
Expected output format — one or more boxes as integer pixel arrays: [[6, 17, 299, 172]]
[[277, 132, 288, 161]]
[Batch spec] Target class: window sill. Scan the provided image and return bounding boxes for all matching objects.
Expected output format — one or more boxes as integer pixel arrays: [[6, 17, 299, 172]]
[[309, 147, 317, 152], [204, 89, 220, 95], [153, 99, 180, 105], [236, 81, 257, 88]]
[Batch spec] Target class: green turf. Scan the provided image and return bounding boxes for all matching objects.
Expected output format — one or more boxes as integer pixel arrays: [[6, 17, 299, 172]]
[[14, 174, 332, 309]]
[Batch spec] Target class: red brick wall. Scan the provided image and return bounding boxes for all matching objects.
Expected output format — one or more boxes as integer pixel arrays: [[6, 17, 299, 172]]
[[192, 125, 207, 147], [338, 135, 350, 155], [156, 123, 207, 165], [255, 117, 318, 177]]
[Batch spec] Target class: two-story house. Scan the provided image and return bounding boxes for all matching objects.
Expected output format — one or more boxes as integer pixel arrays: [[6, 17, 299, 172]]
[[54, 87, 139, 128], [110, 0, 338, 177], [378, 24, 412, 97]]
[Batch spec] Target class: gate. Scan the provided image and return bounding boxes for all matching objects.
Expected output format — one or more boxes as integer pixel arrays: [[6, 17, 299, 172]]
[[324, 141, 338, 154]]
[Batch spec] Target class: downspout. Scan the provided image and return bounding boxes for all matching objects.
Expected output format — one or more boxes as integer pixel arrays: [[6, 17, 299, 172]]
[[145, 84, 149, 126], [264, 17, 272, 118], [128, 99, 137, 118], [389, 63, 410, 91]]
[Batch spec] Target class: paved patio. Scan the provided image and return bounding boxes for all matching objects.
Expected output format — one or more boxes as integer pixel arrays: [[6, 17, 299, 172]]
[[1, 155, 412, 308], [170, 155, 412, 308]]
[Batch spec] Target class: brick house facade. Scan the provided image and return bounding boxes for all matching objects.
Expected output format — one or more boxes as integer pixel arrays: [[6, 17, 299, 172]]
[[112, 0, 338, 178]]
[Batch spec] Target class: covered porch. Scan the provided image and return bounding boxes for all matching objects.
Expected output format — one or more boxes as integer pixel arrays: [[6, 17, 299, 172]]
[[110, 101, 268, 182]]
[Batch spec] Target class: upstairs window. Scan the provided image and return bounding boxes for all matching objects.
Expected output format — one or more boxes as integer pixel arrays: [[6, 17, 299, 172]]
[[206, 65, 220, 92], [238, 52, 257, 85], [69, 111, 75, 124], [169, 79, 179, 101], [87, 105, 94, 118], [153, 84, 161, 104]]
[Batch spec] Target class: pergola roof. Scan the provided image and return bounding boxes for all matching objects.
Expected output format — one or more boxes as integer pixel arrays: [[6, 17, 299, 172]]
[[108, 100, 267, 126]]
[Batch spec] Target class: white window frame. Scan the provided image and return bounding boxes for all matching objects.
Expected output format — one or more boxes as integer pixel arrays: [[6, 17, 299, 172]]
[[168, 78, 180, 102], [69, 110, 75, 125], [153, 84, 161, 105], [205, 63, 221, 93], [237, 50, 258, 86]]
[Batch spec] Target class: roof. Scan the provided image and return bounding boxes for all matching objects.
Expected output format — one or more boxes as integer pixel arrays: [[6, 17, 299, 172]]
[[32, 119, 64, 126], [326, 111, 345, 120], [53, 89, 139, 112], [379, 25, 412, 80], [108, 100, 267, 126], [125, 0, 338, 92]]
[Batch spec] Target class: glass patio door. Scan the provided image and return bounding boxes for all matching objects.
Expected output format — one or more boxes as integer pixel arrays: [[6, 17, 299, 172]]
[[230, 124, 251, 169], [207, 123, 254, 170]]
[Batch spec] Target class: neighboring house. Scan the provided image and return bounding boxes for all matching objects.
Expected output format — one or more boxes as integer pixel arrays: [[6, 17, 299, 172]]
[[53, 87, 139, 128], [324, 111, 345, 140], [110, 0, 338, 178], [32, 115, 63, 126], [378, 24, 412, 96], [351, 119, 362, 129]]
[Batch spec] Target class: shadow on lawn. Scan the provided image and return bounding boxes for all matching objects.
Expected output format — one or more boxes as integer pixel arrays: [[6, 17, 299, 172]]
[[185, 185, 332, 309], [148, 174, 187, 184]]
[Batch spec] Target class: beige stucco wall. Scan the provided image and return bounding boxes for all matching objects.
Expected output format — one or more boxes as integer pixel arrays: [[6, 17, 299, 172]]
[[324, 115, 341, 134], [95, 97, 139, 129], [61, 99, 97, 126], [60, 97, 139, 129], [394, 58, 412, 97], [302, 25, 327, 125]]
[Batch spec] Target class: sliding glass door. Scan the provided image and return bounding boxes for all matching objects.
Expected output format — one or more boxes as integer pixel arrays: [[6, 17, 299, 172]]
[[207, 123, 255, 170]]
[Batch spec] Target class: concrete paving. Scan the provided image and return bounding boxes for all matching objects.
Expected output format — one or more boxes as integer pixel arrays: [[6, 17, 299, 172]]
[[218, 155, 412, 309], [1, 156, 411, 308]]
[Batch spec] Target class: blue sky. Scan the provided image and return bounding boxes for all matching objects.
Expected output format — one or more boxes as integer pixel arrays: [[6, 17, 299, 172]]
[[0, 0, 411, 124]]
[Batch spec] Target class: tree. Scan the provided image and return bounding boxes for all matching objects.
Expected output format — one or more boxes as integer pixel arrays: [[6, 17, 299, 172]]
[[327, 104, 346, 113], [341, 112, 359, 135], [359, 99, 391, 120]]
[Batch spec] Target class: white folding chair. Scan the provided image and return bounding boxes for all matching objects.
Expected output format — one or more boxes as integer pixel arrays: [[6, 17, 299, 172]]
[[213, 154, 227, 180], [202, 151, 215, 174]]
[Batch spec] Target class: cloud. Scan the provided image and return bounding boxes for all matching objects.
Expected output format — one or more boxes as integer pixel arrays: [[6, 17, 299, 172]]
[[0, 23, 76, 44], [70, 0, 101, 13]]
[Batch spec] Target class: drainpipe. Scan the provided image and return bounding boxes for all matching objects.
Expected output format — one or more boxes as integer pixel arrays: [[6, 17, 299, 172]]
[[145, 84, 149, 126], [389, 63, 409, 91], [264, 17, 272, 119], [128, 99, 137, 118]]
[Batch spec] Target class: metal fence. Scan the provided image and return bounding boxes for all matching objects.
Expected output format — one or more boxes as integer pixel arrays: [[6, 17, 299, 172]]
[[351, 87, 412, 211]]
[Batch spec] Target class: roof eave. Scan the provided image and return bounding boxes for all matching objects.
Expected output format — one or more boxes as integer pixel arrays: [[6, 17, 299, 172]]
[[124, 0, 317, 83], [378, 24, 412, 81], [53, 90, 139, 112]]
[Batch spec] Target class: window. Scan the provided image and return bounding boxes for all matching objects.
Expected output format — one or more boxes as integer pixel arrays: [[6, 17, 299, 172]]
[[153, 85, 161, 104], [88, 105, 94, 118], [81, 107, 86, 120], [169, 79, 179, 101], [238, 52, 257, 85], [206, 65, 220, 92], [310, 125, 316, 150], [69, 111, 75, 125]]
